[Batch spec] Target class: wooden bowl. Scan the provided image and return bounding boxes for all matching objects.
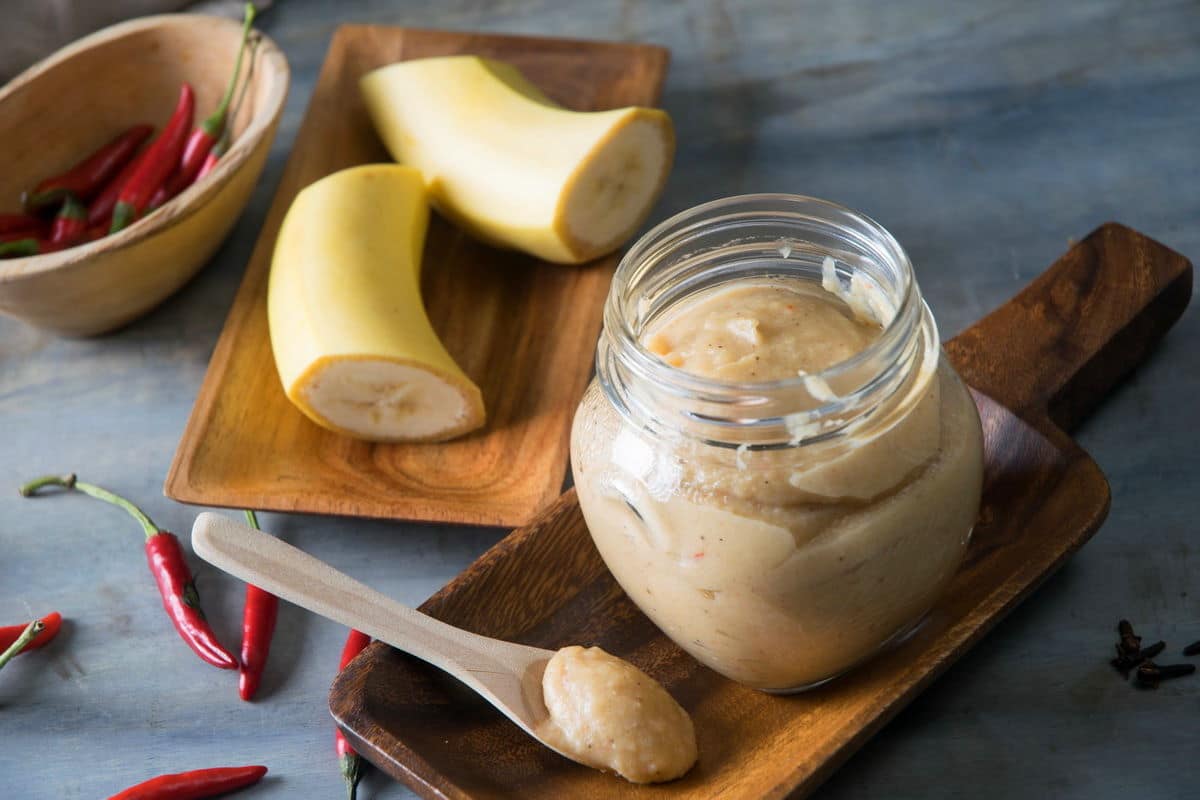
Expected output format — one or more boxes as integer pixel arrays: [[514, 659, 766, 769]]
[[0, 14, 289, 336]]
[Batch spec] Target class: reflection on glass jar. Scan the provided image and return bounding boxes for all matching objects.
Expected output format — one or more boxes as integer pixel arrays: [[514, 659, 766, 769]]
[[570, 195, 984, 693]]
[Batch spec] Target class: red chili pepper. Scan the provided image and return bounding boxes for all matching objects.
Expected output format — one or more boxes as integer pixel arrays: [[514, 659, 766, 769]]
[[335, 629, 371, 799], [110, 84, 195, 234], [88, 147, 149, 228], [146, 180, 175, 213], [237, 509, 279, 702], [0, 612, 62, 653], [107, 765, 267, 800], [194, 148, 222, 182], [175, 5, 256, 194], [193, 117, 233, 183], [0, 212, 46, 237], [49, 195, 88, 246], [0, 620, 45, 671], [23, 124, 153, 211], [340, 629, 371, 670], [19, 474, 238, 670]]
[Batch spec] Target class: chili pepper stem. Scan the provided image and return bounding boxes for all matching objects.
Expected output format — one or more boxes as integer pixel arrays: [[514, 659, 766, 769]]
[[0, 620, 45, 671], [0, 238, 42, 258], [19, 473, 158, 538], [197, 33, 262, 181], [202, 4, 258, 137], [340, 752, 363, 800], [18, 473, 77, 496], [110, 202, 136, 235], [340, 753, 362, 800]]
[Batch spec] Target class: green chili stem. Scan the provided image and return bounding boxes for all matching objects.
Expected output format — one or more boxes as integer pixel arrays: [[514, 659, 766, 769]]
[[245, 509, 260, 529], [202, 4, 257, 135], [340, 753, 363, 800], [0, 620, 45, 671], [214, 33, 262, 157], [19, 473, 159, 539]]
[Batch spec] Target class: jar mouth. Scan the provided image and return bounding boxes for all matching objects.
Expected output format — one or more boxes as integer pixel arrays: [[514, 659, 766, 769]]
[[605, 194, 919, 402]]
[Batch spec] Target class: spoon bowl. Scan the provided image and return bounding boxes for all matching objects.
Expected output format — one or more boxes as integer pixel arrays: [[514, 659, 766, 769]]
[[190, 512, 569, 757]]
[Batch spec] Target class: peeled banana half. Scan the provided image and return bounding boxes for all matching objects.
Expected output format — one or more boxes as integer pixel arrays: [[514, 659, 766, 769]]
[[360, 55, 675, 264], [268, 164, 486, 443]]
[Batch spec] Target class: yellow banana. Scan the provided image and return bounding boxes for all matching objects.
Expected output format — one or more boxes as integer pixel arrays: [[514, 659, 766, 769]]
[[360, 55, 674, 264], [268, 164, 485, 442]]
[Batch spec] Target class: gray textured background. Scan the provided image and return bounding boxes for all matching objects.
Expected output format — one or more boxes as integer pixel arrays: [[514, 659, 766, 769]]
[[2, 1, 1197, 797]]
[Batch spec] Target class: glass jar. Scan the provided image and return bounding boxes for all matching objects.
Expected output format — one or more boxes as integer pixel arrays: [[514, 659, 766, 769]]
[[570, 194, 984, 693]]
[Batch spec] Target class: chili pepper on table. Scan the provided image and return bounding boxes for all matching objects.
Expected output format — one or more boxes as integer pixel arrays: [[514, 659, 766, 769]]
[[107, 765, 267, 800], [49, 195, 88, 246], [19, 474, 238, 670], [0, 212, 46, 237], [238, 509, 279, 701], [174, 4, 256, 194], [0, 612, 62, 653], [23, 124, 153, 211], [0, 620, 45, 672], [109, 83, 195, 234], [336, 629, 372, 800]]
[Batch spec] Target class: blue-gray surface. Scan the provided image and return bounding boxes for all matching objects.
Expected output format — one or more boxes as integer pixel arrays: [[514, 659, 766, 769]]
[[2, 1, 1198, 797]]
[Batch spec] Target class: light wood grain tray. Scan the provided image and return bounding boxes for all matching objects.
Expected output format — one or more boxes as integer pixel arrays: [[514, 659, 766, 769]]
[[329, 224, 1192, 798], [165, 26, 670, 527]]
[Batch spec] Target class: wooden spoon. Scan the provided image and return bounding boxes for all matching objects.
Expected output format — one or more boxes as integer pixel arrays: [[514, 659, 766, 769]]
[[190, 511, 564, 755]]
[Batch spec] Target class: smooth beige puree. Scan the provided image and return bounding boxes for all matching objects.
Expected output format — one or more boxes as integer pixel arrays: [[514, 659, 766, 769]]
[[572, 278, 984, 690], [537, 646, 697, 783], [643, 281, 879, 379]]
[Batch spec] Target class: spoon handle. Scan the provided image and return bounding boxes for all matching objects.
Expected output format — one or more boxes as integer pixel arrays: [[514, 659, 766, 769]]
[[190, 511, 530, 677]]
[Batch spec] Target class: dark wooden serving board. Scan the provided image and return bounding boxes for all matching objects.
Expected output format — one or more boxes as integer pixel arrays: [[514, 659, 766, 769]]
[[329, 224, 1192, 799], [164, 26, 670, 527]]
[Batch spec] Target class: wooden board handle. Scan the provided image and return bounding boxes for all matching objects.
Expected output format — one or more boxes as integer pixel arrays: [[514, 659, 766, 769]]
[[945, 223, 1192, 434]]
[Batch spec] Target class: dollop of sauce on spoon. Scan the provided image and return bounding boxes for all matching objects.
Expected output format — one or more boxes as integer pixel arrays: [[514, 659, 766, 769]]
[[537, 645, 697, 783]]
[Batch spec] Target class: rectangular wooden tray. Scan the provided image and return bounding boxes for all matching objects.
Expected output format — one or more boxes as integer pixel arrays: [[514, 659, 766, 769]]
[[165, 26, 670, 527], [329, 225, 1192, 798]]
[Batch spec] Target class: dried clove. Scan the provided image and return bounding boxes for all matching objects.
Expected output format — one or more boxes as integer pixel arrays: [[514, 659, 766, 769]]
[[1140, 641, 1165, 661], [1111, 650, 1141, 677], [1117, 620, 1142, 656], [1108, 621, 1197, 687], [1134, 661, 1196, 689], [1111, 620, 1150, 677]]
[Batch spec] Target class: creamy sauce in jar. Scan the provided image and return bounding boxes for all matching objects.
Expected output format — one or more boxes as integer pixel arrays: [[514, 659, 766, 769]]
[[537, 646, 697, 783], [644, 280, 879, 379], [572, 277, 984, 690]]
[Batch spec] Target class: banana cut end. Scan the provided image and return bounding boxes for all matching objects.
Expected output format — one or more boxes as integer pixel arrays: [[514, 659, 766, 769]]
[[556, 109, 675, 264], [290, 357, 486, 443]]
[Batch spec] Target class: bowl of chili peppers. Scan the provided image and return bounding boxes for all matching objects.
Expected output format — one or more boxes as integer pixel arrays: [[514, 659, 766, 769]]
[[0, 9, 288, 336]]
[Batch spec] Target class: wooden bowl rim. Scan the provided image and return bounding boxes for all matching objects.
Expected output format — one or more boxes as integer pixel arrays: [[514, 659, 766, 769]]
[[0, 13, 290, 282]]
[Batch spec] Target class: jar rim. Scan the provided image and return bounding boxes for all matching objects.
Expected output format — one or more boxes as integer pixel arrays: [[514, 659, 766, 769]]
[[604, 193, 919, 399]]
